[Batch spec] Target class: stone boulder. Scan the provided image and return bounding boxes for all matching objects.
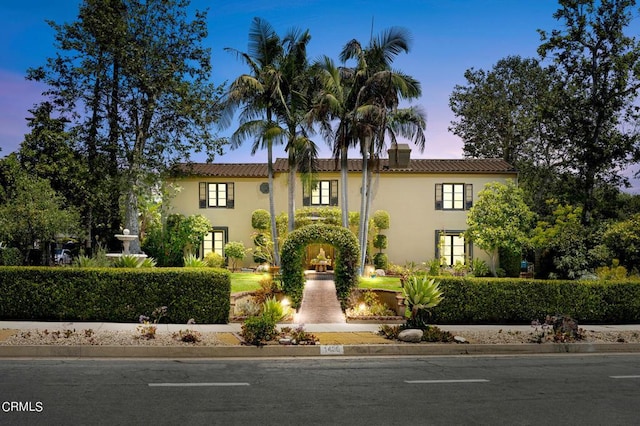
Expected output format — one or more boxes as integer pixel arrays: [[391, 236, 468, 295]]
[[398, 329, 423, 343]]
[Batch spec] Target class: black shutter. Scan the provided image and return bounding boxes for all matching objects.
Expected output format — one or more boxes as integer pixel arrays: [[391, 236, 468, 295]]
[[465, 184, 473, 210], [302, 182, 310, 206], [199, 182, 206, 208], [226, 183, 234, 208], [330, 180, 339, 206], [435, 184, 443, 210]]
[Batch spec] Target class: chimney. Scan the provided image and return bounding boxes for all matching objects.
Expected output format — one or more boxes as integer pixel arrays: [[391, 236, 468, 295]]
[[387, 143, 412, 169]]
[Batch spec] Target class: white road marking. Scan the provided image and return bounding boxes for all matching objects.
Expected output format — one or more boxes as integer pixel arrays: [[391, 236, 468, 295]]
[[405, 379, 490, 384], [149, 382, 250, 387], [610, 375, 640, 379]]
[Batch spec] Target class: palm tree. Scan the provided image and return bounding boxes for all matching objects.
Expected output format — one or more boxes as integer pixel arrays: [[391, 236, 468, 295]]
[[310, 56, 360, 228], [224, 17, 286, 266], [340, 27, 423, 274], [278, 28, 319, 232]]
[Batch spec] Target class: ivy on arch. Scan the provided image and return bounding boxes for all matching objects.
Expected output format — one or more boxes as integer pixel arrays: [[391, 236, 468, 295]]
[[281, 224, 360, 310]]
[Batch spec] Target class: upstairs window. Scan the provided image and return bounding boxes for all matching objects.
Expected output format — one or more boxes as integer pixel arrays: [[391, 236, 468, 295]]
[[303, 180, 338, 206], [435, 183, 473, 210], [199, 182, 234, 208]]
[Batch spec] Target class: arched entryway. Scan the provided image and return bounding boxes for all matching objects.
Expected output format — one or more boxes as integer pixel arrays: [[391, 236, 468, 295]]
[[280, 224, 360, 309]]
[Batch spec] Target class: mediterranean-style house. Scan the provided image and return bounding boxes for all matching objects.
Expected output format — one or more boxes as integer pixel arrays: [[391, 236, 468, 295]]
[[170, 144, 517, 270]]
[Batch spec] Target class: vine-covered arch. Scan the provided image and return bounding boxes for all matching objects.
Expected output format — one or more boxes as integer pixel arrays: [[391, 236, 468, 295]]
[[281, 224, 360, 309]]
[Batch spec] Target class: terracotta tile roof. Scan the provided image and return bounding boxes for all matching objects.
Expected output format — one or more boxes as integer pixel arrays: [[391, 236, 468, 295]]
[[176, 158, 516, 177], [174, 162, 268, 177]]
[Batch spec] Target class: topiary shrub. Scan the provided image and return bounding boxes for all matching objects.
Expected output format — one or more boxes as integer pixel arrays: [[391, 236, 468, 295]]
[[0, 247, 22, 266], [373, 210, 390, 230], [251, 209, 270, 231], [373, 253, 388, 270], [373, 234, 387, 250], [281, 224, 359, 309]]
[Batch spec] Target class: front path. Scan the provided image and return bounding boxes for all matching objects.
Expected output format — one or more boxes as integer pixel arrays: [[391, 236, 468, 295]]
[[295, 276, 346, 324]]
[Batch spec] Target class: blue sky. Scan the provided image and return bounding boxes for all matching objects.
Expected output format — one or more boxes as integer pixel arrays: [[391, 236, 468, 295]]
[[1, 0, 638, 191]]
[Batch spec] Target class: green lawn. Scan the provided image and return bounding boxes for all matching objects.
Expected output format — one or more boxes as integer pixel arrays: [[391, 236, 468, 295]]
[[358, 276, 402, 290], [230, 272, 402, 293], [230, 272, 269, 293]]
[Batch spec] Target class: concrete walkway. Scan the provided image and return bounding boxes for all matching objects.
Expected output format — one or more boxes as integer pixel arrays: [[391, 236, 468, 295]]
[[294, 278, 346, 324]]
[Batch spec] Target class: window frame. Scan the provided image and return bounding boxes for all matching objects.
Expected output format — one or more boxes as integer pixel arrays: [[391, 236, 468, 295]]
[[435, 229, 472, 266], [435, 183, 473, 210], [199, 182, 235, 209], [303, 179, 338, 206], [202, 227, 228, 258]]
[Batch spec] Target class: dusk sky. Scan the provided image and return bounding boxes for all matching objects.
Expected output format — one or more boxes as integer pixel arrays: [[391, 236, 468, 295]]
[[1, 1, 639, 191]]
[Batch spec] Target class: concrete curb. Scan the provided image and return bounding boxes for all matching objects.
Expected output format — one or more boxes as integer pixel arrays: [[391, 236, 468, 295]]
[[2, 343, 640, 358]]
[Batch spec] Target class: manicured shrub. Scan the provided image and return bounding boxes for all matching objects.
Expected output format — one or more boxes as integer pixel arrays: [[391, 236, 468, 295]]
[[0, 267, 231, 323], [372, 210, 390, 230], [251, 209, 270, 230], [373, 234, 387, 250], [204, 251, 225, 268], [373, 253, 388, 270], [428, 277, 640, 324]]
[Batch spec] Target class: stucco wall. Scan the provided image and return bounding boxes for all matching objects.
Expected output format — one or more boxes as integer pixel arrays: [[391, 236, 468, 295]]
[[169, 170, 516, 268]]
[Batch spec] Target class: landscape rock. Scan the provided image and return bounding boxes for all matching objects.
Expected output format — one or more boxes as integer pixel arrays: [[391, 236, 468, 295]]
[[454, 336, 468, 344], [374, 269, 386, 277], [398, 329, 423, 343]]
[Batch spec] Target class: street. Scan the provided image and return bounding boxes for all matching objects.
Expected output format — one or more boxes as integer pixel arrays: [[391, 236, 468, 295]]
[[1, 355, 639, 425]]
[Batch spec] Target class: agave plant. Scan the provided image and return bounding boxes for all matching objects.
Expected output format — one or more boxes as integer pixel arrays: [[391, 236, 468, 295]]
[[138, 257, 157, 268], [112, 254, 142, 268], [183, 254, 206, 267], [262, 296, 291, 323], [402, 276, 444, 328]]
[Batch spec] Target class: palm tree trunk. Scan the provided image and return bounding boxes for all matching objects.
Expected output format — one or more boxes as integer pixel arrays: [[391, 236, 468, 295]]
[[358, 136, 371, 275], [340, 146, 349, 228], [268, 142, 280, 266], [288, 162, 296, 232]]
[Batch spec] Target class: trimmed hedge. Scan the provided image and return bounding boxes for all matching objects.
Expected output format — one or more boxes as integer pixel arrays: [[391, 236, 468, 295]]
[[0, 267, 231, 323], [428, 277, 640, 324], [281, 224, 360, 309]]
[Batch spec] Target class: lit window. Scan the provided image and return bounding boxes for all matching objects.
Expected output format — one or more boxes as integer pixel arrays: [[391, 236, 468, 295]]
[[435, 183, 473, 210], [303, 180, 338, 206], [199, 183, 234, 208], [203, 229, 226, 257]]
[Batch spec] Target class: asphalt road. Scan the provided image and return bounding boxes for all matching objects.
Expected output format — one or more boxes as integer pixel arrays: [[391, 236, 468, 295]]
[[1, 355, 639, 425]]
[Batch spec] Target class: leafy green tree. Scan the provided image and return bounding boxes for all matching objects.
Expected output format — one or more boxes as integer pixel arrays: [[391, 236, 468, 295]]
[[449, 56, 563, 213], [142, 213, 211, 266], [0, 165, 80, 264], [224, 241, 247, 271], [538, 0, 640, 224], [465, 180, 536, 276], [602, 213, 640, 272], [28, 0, 225, 253], [531, 203, 592, 279]]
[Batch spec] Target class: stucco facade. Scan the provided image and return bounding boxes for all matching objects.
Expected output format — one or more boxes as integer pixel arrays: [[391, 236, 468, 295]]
[[170, 156, 517, 269]]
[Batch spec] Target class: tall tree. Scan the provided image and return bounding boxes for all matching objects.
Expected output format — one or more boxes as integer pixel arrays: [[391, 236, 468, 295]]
[[28, 0, 225, 253], [310, 56, 359, 228], [538, 0, 640, 224], [224, 17, 289, 266], [449, 56, 566, 213], [277, 28, 319, 232], [340, 27, 423, 273]]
